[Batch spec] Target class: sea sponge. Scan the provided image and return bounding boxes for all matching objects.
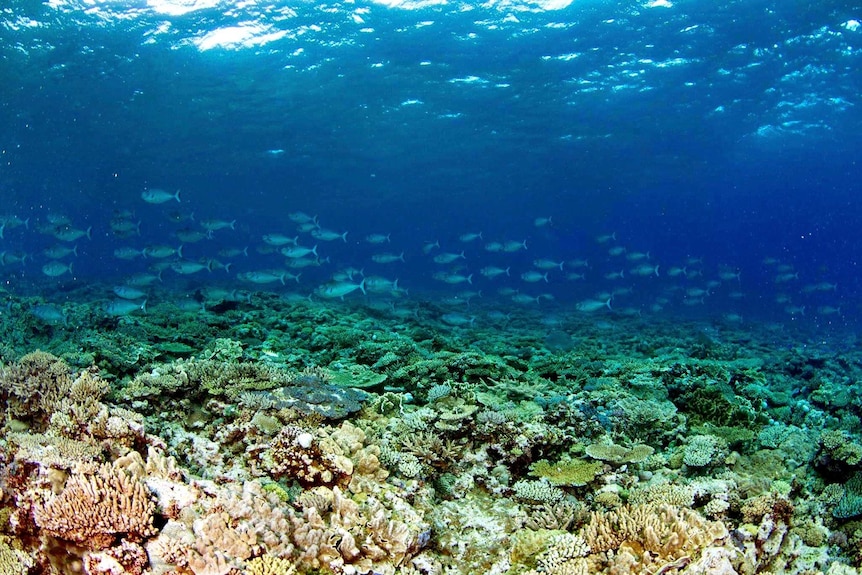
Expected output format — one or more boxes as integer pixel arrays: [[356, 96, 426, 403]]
[[33, 463, 157, 549]]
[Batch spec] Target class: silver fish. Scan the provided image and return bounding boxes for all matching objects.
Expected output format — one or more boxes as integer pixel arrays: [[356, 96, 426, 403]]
[[141, 188, 180, 204]]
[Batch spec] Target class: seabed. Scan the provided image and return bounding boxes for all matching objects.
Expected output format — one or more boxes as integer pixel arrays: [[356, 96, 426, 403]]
[[1, 289, 861, 575]]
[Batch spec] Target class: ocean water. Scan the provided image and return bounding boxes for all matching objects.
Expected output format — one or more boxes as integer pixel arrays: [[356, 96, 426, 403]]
[[3, 0, 862, 574], [1, 0, 859, 330]]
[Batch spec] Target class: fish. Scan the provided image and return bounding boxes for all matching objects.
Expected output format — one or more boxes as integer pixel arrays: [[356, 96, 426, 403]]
[[626, 251, 650, 262], [422, 240, 440, 254], [125, 273, 161, 286], [311, 228, 348, 242], [288, 211, 317, 224], [364, 276, 399, 293], [142, 188, 181, 204], [43, 244, 78, 259], [629, 264, 659, 277], [109, 218, 141, 236], [484, 242, 503, 252], [316, 279, 366, 300], [521, 271, 548, 283], [175, 229, 210, 243], [502, 240, 527, 252], [533, 217, 552, 227], [365, 233, 391, 244], [608, 246, 626, 257], [480, 266, 510, 279], [238, 271, 286, 285], [596, 233, 616, 244], [113, 286, 148, 300], [511, 293, 540, 304], [281, 245, 318, 259], [53, 226, 92, 242], [371, 252, 405, 264], [30, 303, 67, 325], [533, 259, 564, 271], [170, 260, 213, 274], [459, 232, 483, 243], [262, 234, 298, 246], [42, 261, 73, 277], [433, 252, 465, 264], [218, 247, 249, 258], [441, 313, 475, 327], [105, 299, 147, 316], [433, 272, 472, 285], [143, 245, 183, 259], [576, 298, 612, 312], [113, 247, 143, 260], [200, 219, 236, 231]]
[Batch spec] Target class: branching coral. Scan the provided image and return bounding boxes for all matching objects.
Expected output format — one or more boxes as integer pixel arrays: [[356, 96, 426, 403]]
[[581, 504, 727, 573], [32, 463, 157, 549]]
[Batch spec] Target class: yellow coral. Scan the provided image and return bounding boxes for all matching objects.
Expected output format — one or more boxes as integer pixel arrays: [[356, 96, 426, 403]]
[[245, 555, 297, 575], [530, 458, 602, 487]]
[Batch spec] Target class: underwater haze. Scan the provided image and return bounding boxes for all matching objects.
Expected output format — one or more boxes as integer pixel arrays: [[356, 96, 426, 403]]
[[5, 1, 862, 574]]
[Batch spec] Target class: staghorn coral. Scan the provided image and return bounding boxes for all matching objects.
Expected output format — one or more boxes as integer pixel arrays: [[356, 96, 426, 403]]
[[32, 462, 157, 549]]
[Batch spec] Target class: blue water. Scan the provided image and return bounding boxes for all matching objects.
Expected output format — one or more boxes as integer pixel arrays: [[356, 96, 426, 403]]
[[1, 0, 860, 331]]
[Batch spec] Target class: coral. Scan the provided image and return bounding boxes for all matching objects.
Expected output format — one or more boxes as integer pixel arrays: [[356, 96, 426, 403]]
[[535, 533, 590, 575], [32, 463, 158, 549], [290, 485, 429, 573], [582, 504, 728, 573], [242, 380, 369, 419], [0, 536, 32, 575], [530, 458, 602, 487], [683, 434, 728, 468], [523, 501, 584, 532], [512, 479, 565, 504], [244, 555, 297, 575], [8, 431, 102, 468], [628, 482, 696, 507], [822, 430, 862, 467], [835, 472, 862, 519], [262, 425, 349, 487], [0, 350, 72, 423], [584, 441, 654, 464]]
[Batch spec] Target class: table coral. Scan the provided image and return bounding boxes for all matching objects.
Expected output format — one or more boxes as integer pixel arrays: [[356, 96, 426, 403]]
[[32, 463, 158, 549], [530, 458, 602, 487], [584, 441, 654, 464]]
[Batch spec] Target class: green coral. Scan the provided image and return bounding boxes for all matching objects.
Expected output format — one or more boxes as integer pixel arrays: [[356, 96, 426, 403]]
[[834, 472, 862, 519], [530, 457, 602, 487]]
